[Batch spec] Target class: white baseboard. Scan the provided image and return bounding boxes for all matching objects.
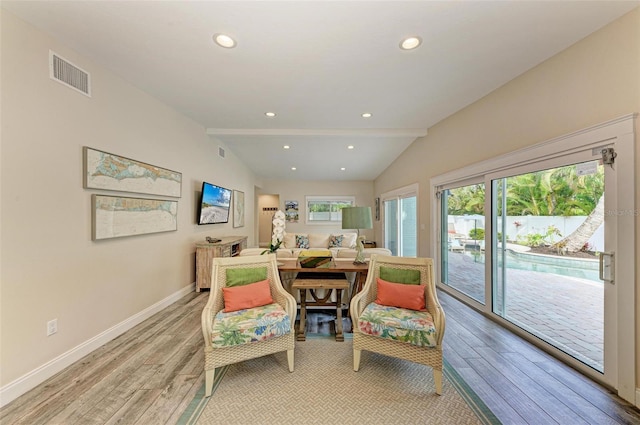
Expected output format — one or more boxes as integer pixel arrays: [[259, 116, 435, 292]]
[[0, 283, 195, 408]]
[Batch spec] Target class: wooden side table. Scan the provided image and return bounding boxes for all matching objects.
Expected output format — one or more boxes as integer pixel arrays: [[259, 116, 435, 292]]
[[291, 278, 349, 342]]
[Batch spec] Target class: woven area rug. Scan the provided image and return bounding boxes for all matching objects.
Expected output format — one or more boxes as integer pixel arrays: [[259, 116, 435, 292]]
[[178, 336, 500, 424]]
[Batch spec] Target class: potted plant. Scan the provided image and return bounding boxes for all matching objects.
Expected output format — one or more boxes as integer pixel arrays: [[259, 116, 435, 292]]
[[262, 210, 285, 255]]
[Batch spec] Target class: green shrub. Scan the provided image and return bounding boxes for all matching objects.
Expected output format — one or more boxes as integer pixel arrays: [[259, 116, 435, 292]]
[[469, 228, 485, 240], [518, 225, 562, 247], [523, 232, 546, 247]]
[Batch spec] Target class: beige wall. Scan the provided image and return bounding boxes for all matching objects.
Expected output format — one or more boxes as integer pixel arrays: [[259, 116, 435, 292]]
[[0, 11, 257, 388], [0, 10, 377, 398], [258, 179, 375, 242], [374, 7, 639, 392]]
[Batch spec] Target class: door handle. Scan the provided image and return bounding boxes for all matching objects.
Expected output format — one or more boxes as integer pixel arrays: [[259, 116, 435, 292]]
[[599, 251, 615, 284]]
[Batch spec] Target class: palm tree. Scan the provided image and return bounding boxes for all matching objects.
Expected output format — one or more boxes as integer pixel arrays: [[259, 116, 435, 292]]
[[447, 184, 485, 215], [552, 165, 604, 252], [556, 194, 604, 252], [447, 164, 604, 253]]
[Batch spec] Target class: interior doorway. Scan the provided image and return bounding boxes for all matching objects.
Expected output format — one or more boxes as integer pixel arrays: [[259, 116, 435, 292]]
[[257, 194, 280, 248]]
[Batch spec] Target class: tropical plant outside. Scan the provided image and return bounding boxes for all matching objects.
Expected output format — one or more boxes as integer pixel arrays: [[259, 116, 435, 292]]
[[517, 225, 562, 247], [447, 163, 604, 254], [468, 228, 485, 240]]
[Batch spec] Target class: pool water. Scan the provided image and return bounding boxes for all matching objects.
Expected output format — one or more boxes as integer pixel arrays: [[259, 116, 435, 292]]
[[466, 250, 601, 282]]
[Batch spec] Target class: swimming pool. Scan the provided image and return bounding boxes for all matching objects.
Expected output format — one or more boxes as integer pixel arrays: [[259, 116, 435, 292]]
[[466, 249, 601, 282]]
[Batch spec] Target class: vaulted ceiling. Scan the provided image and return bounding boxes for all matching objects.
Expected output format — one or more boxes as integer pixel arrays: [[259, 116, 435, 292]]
[[3, 1, 637, 180]]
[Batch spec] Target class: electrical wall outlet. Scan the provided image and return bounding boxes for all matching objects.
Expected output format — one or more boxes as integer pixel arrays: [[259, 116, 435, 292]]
[[47, 319, 58, 336]]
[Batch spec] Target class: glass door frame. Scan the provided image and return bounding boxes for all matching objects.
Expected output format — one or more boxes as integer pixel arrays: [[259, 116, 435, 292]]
[[487, 149, 608, 373], [382, 183, 418, 257], [430, 115, 636, 402], [438, 179, 487, 305]]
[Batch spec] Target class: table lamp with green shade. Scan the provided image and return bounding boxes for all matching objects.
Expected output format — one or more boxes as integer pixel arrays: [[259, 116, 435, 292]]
[[341, 206, 373, 264]]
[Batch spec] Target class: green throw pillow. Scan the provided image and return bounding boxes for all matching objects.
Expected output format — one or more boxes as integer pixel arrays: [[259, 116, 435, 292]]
[[379, 266, 421, 285], [226, 267, 268, 287]]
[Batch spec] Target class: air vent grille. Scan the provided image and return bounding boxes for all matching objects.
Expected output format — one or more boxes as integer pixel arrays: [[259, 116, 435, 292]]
[[218, 146, 226, 158], [49, 50, 91, 97]]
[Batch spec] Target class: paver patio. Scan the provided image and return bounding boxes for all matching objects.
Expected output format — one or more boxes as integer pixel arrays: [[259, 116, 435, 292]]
[[444, 251, 603, 371]]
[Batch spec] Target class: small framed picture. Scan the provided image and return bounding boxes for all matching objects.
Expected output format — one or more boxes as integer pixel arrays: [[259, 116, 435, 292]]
[[233, 190, 245, 228]]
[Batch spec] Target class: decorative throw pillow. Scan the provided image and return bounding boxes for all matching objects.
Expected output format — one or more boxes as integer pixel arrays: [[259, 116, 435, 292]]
[[226, 267, 268, 287], [222, 279, 273, 312], [296, 234, 310, 249], [379, 266, 421, 285], [328, 234, 344, 248], [341, 233, 357, 248], [375, 278, 426, 311], [282, 233, 296, 249]]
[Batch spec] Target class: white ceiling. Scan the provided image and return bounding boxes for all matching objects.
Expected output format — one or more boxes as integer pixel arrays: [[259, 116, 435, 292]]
[[3, 1, 638, 180]]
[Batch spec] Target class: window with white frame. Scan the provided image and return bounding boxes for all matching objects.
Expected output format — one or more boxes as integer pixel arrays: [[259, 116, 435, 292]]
[[305, 196, 355, 224]]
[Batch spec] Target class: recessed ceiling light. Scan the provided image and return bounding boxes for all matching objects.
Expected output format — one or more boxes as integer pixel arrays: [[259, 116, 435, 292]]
[[361, 113, 372, 118], [283, 145, 290, 149], [340, 167, 346, 171], [291, 167, 297, 171], [213, 33, 236, 48], [265, 112, 276, 117], [400, 36, 422, 50], [347, 145, 354, 150]]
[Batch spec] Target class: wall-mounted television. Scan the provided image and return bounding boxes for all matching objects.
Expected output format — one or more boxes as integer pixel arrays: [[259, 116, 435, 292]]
[[198, 181, 231, 225]]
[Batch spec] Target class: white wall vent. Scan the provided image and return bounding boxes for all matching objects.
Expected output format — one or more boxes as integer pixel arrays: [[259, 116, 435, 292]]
[[218, 146, 226, 158], [49, 50, 91, 97]]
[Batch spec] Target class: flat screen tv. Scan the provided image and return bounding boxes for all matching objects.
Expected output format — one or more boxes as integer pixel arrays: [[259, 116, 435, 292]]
[[198, 181, 231, 225]]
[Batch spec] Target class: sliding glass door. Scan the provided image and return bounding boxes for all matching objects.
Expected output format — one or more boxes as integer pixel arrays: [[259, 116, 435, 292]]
[[440, 182, 486, 304], [490, 156, 607, 372], [432, 116, 636, 398], [382, 184, 417, 257]]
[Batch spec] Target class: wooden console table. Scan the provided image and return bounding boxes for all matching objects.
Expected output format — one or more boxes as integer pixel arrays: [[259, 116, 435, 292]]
[[278, 259, 369, 341], [195, 236, 247, 292]]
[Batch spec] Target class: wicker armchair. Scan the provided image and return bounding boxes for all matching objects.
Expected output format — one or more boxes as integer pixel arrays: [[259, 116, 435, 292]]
[[350, 255, 446, 394], [201, 254, 297, 397]]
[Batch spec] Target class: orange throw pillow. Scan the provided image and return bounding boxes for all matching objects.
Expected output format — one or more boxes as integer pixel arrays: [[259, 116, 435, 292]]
[[222, 279, 273, 312], [375, 278, 426, 311]]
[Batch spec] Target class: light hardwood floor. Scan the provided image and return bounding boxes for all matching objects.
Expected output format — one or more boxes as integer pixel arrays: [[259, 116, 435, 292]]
[[2, 290, 639, 424]]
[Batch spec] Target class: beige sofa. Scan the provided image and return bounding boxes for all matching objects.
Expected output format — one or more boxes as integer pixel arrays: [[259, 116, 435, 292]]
[[240, 232, 392, 302], [240, 232, 391, 259]]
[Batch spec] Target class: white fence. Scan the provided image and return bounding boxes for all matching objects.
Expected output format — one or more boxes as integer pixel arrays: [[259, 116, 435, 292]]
[[449, 215, 604, 251]]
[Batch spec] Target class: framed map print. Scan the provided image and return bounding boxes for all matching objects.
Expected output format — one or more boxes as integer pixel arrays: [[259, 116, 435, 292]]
[[84, 147, 182, 197], [92, 195, 178, 240]]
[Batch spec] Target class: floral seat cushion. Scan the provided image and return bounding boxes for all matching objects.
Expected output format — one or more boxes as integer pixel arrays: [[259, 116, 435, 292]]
[[211, 303, 291, 348], [358, 302, 438, 347]]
